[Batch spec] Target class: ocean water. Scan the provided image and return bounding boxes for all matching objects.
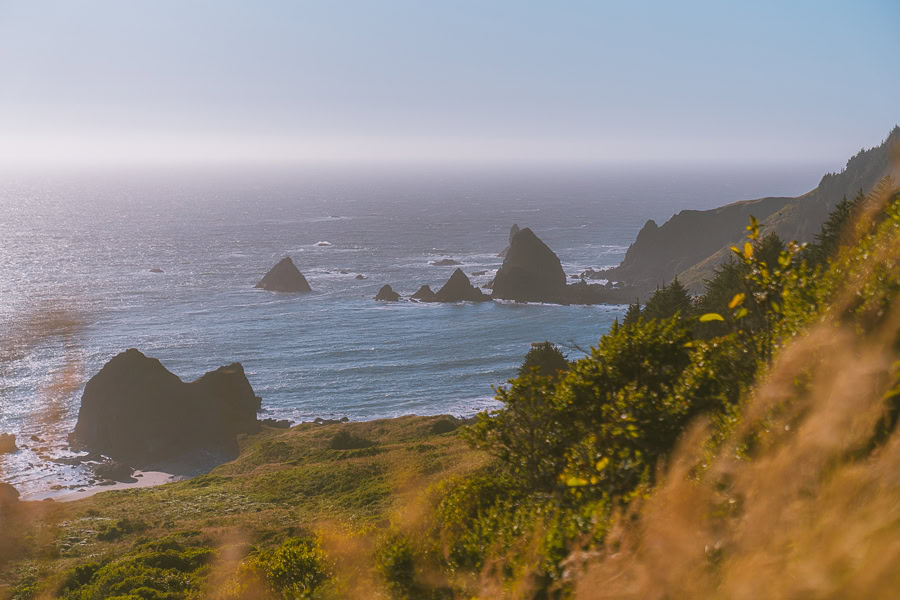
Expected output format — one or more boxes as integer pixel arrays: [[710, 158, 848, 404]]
[[0, 163, 825, 496]]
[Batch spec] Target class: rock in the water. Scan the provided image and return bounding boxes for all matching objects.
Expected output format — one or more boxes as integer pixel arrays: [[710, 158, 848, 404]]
[[149, 267, 164, 273], [375, 285, 401, 301], [70, 349, 261, 467], [430, 258, 461, 266], [0, 433, 17, 454], [434, 269, 490, 302], [255, 257, 312, 293], [0, 482, 19, 506], [91, 461, 135, 482], [491, 228, 566, 302], [261, 418, 293, 429], [497, 223, 521, 257], [411, 285, 437, 302], [355, 274, 366, 280]]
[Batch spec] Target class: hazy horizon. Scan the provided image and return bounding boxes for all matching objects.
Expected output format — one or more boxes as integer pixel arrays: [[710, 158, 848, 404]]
[[1, 0, 898, 168]]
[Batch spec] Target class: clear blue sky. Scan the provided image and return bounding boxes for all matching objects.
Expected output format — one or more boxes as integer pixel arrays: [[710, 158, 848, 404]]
[[0, 0, 897, 166]]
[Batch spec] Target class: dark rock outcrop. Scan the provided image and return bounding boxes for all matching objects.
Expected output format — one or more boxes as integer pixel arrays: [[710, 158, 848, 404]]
[[70, 349, 261, 468], [492, 228, 567, 302], [430, 258, 461, 266], [0, 434, 16, 454], [149, 268, 164, 273], [411, 285, 437, 302], [434, 269, 490, 302], [497, 224, 520, 257], [355, 274, 366, 280], [0, 483, 19, 506], [375, 285, 401, 301], [92, 461, 135, 482], [255, 257, 312, 293], [261, 418, 293, 429]]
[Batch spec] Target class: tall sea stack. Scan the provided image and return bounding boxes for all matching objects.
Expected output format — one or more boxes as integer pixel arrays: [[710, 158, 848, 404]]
[[491, 227, 567, 302]]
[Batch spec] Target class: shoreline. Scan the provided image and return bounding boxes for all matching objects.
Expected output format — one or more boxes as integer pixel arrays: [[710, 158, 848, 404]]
[[22, 470, 183, 503]]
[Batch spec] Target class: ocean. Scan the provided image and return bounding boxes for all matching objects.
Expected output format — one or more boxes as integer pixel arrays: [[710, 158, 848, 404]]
[[0, 162, 827, 496]]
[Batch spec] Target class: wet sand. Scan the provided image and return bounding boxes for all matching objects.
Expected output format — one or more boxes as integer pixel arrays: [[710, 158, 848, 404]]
[[23, 470, 181, 502]]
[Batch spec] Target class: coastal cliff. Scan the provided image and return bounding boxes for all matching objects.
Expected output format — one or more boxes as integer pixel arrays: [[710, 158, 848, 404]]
[[606, 126, 900, 292]]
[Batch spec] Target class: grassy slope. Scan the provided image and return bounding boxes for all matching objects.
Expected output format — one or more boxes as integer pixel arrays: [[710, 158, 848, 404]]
[[0, 415, 488, 598]]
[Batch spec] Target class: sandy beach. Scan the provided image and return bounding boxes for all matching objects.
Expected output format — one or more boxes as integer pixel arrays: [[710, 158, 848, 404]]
[[23, 470, 181, 502]]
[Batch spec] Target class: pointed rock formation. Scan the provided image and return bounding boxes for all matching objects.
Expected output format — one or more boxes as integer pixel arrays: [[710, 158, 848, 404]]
[[411, 285, 437, 302], [497, 224, 521, 257], [375, 285, 401, 301], [492, 228, 567, 302], [70, 349, 262, 468], [435, 269, 490, 302], [255, 257, 312, 293]]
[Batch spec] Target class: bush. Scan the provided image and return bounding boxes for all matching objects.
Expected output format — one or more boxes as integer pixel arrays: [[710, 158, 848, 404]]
[[96, 518, 148, 541], [518, 341, 570, 378], [60, 534, 214, 599], [328, 430, 375, 450], [375, 533, 415, 598], [241, 537, 332, 599]]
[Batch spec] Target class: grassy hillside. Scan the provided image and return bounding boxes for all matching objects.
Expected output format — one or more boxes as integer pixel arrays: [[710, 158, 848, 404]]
[[0, 416, 488, 599]]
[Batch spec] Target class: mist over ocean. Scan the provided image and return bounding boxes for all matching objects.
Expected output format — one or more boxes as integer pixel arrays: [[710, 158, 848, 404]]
[[0, 163, 826, 495]]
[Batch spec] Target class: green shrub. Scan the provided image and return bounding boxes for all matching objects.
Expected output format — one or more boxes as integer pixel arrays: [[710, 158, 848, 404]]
[[243, 537, 332, 599], [328, 430, 375, 450], [97, 518, 148, 541], [60, 534, 214, 599], [375, 533, 415, 598], [518, 341, 570, 378]]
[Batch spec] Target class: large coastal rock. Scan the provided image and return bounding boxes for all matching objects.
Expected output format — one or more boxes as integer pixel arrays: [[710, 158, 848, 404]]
[[411, 285, 437, 302], [255, 257, 312, 293], [497, 224, 520, 257], [492, 228, 567, 302], [70, 349, 261, 468], [434, 269, 490, 302], [375, 285, 401, 301], [0, 433, 16, 454]]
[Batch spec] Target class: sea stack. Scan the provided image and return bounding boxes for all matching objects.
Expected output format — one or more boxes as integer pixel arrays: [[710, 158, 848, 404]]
[[70, 349, 262, 468], [434, 269, 490, 302], [255, 257, 312, 293], [497, 224, 521, 257], [0, 433, 16, 454], [375, 285, 401, 301], [411, 285, 437, 302], [492, 227, 567, 302]]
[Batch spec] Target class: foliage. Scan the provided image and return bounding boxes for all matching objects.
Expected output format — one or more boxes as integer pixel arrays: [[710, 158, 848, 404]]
[[58, 533, 214, 600], [375, 533, 416, 598], [328, 429, 375, 450], [641, 277, 694, 322], [804, 190, 865, 266], [622, 300, 642, 327], [238, 537, 332, 599], [96, 518, 148, 541], [518, 341, 570, 378]]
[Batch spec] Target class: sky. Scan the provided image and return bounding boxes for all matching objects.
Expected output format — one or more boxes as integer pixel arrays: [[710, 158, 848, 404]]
[[0, 0, 898, 167]]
